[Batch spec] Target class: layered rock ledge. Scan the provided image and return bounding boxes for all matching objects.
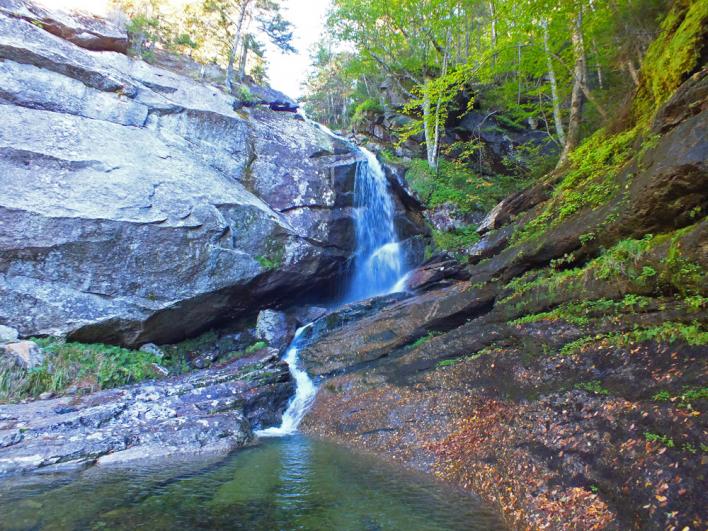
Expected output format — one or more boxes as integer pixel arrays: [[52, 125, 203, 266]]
[[0, 2, 427, 347], [0, 349, 293, 476]]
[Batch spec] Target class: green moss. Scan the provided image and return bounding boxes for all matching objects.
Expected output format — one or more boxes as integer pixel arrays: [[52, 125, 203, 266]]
[[256, 245, 285, 270], [513, 126, 640, 244], [634, 0, 708, 123], [410, 332, 440, 349], [436, 358, 460, 368], [245, 340, 268, 353], [575, 380, 610, 395]]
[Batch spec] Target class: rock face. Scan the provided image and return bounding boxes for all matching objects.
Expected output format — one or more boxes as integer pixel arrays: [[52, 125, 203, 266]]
[[0, 325, 18, 344], [0, 0, 129, 53], [300, 61, 707, 530], [1, 340, 44, 369], [0, 5, 426, 346], [0, 349, 293, 476], [299, 282, 495, 376], [404, 253, 470, 291]]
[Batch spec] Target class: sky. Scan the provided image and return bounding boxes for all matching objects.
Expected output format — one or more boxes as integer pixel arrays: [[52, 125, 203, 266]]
[[264, 0, 330, 99], [45, 0, 330, 100]]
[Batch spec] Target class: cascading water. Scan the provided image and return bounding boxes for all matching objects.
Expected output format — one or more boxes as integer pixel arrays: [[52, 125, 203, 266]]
[[346, 147, 407, 301], [258, 129, 410, 438], [256, 325, 316, 437]]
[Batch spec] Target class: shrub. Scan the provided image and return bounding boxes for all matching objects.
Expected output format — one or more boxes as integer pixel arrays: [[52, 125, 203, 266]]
[[1, 339, 163, 403]]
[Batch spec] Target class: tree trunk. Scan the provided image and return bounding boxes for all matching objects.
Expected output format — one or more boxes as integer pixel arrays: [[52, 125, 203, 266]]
[[226, 0, 250, 93], [542, 19, 565, 146], [238, 39, 248, 81], [558, 10, 586, 167], [489, 1, 497, 67], [517, 43, 522, 105], [625, 59, 640, 86], [422, 84, 436, 168]]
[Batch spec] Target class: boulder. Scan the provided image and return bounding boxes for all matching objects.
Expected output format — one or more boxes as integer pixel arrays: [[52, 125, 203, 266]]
[[299, 282, 497, 376], [255, 309, 291, 351], [139, 343, 164, 359], [0, 325, 18, 344], [2, 340, 44, 369], [404, 254, 470, 291]]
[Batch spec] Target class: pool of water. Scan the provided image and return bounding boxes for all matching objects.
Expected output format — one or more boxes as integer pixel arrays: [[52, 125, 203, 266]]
[[0, 435, 504, 530]]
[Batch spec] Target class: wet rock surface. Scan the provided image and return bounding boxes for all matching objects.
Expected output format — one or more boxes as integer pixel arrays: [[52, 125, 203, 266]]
[[0, 5, 427, 346], [303, 296, 707, 530], [300, 69, 708, 530], [299, 282, 496, 377], [0, 349, 293, 476]]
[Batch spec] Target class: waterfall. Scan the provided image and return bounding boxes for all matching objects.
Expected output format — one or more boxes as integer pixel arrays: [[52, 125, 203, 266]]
[[346, 147, 406, 301], [257, 128, 410, 438], [256, 325, 315, 437]]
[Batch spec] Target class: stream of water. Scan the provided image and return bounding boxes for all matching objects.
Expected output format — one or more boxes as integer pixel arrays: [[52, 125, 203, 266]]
[[0, 135, 504, 530], [258, 135, 410, 438]]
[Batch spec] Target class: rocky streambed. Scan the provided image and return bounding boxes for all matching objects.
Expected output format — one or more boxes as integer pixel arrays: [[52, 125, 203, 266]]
[[0, 349, 292, 476]]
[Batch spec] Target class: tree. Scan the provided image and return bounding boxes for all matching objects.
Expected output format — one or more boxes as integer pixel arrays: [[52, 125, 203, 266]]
[[202, 0, 295, 93], [307, 0, 668, 172]]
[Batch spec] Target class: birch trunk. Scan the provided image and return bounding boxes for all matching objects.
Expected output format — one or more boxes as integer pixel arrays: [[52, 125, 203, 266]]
[[542, 19, 565, 146], [558, 10, 586, 167], [225, 0, 251, 93]]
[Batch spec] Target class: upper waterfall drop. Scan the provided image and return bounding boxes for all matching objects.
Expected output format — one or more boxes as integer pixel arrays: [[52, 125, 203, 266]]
[[346, 147, 407, 301]]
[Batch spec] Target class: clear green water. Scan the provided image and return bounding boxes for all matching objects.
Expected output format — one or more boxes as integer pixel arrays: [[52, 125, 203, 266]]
[[0, 435, 503, 530]]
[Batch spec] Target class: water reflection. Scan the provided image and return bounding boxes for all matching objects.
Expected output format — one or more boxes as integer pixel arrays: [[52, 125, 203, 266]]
[[0, 436, 504, 531]]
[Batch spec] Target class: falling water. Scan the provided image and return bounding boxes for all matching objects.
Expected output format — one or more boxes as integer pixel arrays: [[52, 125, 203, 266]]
[[256, 325, 316, 437], [258, 130, 410, 437], [347, 147, 407, 301]]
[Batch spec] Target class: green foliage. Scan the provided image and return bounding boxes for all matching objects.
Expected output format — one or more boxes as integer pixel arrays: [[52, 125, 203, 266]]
[[653, 387, 708, 410], [513, 126, 640, 244], [431, 226, 479, 254], [510, 295, 655, 327], [575, 380, 610, 395], [407, 158, 528, 214], [559, 336, 597, 356], [237, 85, 257, 103], [559, 322, 708, 357], [503, 224, 706, 321], [352, 98, 383, 125], [245, 340, 268, 353], [644, 431, 675, 448], [1, 339, 163, 402], [652, 390, 671, 402], [634, 0, 708, 122]]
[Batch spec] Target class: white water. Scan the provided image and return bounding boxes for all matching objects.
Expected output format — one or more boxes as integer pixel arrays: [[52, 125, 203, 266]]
[[347, 147, 407, 301], [258, 127, 410, 438], [256, 325, 316, 437]]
